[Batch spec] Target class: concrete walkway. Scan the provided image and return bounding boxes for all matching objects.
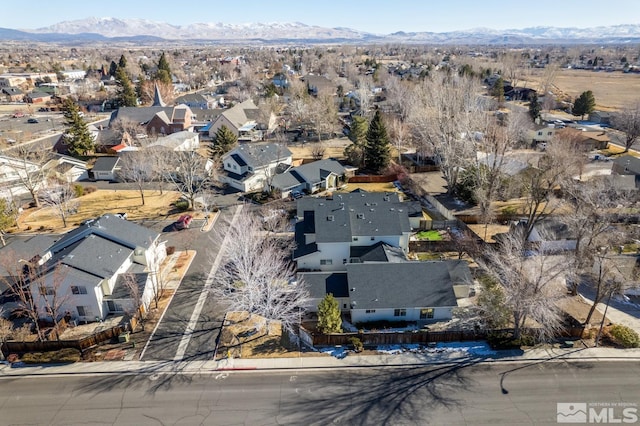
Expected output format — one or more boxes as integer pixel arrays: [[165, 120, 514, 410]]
[[2, 346, 640, 377]]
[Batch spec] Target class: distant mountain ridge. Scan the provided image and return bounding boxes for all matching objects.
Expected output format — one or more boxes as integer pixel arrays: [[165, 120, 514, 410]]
[[1, 17, 639, 44]]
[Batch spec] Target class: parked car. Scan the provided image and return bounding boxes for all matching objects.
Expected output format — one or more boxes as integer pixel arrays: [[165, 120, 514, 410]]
[[27, 118, 38, 124], [290, 190, 303, 199], [174, 214, 193, 230]]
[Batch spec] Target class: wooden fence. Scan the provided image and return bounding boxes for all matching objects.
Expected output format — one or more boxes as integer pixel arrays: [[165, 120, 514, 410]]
[[301, 326, 585, 348], [348, 174, 398, 183], [1, 323, 129, 356]]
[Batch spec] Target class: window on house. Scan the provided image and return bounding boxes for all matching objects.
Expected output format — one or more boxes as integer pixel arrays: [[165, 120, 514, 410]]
[[394, 309, 407, 317], [76, 306, 88, 316], [39, 286, 55, 296], [537, 131, 543, 136], [343, 304, 347, 309], [547, 131, 552, 136], [420, 308, 434, 319], [343, 259, 347, 264], [248, 166, 253, 171], [71, 286, 87, 295], [227, 163, 231, 168], [233, 164, 237, 170], [370, 237, 375, 241], [107, 300, 124, 312], [353, 237, 359, 241], [320, 259, 333, 265], [365, 309, 376, 314]]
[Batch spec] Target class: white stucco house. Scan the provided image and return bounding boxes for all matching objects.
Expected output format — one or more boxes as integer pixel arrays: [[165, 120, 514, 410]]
[[16, 214, 167, 322], [220, 142, 292, 192], [0, 154, 44, 200], [208, 99, 275, 141], [271, 158, 348, 198], [146, 130, 200, 151]]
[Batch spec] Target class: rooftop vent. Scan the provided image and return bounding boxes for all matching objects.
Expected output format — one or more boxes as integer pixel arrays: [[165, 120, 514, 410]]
[[357, 213, 365, 219], [327, 215, 335, 221]]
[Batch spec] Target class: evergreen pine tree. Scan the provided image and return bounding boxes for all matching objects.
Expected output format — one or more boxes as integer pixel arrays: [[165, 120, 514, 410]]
[[62, 98, 94, 157], [108, 60, 118, 77], [572, 90, 596, 120], [343, 115, 368, 168], [492, 77, 505, 104], [115, 67, 137, 107], [528, 92, 542, 122], [317, 294, 342, 334], [209, 125, 238, 158], [364, 110, 391, 174], [118, 54, 127, 69], [155, 52, 173, 86]]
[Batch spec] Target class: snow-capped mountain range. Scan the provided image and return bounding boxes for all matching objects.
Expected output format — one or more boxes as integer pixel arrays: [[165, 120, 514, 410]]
[[1, 17, 640, 44]]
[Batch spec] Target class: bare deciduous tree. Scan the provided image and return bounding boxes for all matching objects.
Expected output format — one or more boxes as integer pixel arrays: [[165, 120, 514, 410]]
[[117, 151, 154, 205], [612, 100, 640, 153], [122, 272, 146, 329], [164, 151, 213, 210], [0, 316, 13, 360], [8, 147, 53, 208], [40, 184, 78, 228], [481, 229, 567, 341], [585, 248, 627, 328], [389, 117, 411, 164], [211, 208, 309, 333]]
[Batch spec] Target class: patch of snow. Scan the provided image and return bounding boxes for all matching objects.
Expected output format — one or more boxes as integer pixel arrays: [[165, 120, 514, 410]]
[[374, 341, 496, 356], [319, 346, 348, 359]]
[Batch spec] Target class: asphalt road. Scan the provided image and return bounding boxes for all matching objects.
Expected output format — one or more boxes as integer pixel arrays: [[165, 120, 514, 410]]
[[140, 207, 237, 361], [1, 361, 638, 425]]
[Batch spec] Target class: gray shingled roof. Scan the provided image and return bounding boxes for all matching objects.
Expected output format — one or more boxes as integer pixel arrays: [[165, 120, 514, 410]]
[[109, 106, 174, 126], [296, 192, 411, 243], [345, 261, 467, 310], [50, 214, 159, 254], [227, 143, 292, 169], [59, 234, 133, 279], [92, 156, 120, 172], [298, 272, 349, 299], [349, 242, 407, 263]]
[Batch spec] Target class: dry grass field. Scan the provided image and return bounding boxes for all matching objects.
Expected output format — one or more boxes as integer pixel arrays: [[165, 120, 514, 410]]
[[16, 189, 185, 233], [523, 68, 640, 110]]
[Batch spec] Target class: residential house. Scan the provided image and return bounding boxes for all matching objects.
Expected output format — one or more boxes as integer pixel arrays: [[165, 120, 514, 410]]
[[612, 154, 640, 176], [508, 218, 577, 253], [0, 154, 44, 200], [91, 156, 121, 181], [0, 235, 57, 294], [207, 99, 274, 141], [271, 158, 347, 198], [42, 154, 89, 183], [146, 131, 199, 151], [1, 87, 24, 102], [109, 104, 196, 137], [174, 93, 215, 110], [220, 142, 292, 192], [25, 91, 52, 104], [23, 214, 166, 322], [555, 127, 610, 151], [528, 124, 557, 147], [293, 192, 417, 271], [300, 260, 471, 322], [589, 111, 613, 126]]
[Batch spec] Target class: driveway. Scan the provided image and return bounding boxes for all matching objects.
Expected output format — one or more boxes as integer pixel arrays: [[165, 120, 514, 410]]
[[140, 207, 238, 361]]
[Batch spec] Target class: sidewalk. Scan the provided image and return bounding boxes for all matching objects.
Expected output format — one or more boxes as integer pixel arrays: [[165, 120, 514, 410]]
[[2, 346, 640, 377]]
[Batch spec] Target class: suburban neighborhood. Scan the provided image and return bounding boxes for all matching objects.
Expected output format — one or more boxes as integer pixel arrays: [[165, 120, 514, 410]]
[[1, 6, 640, 424]]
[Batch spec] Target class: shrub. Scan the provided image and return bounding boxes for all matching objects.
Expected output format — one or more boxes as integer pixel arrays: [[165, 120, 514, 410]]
[[84, 186, 97, 194], [173, 199, 190, 211], [73, 184, 84, 198], [487, 331, 534, 349], [349, 337, 364, 352], [21, 348, 81, 364], [609, 324, 640, 348], [166, 246, 176, 255]]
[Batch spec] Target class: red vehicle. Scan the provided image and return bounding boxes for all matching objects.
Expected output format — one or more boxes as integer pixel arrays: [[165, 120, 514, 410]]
[[174, 214, 193, 230]]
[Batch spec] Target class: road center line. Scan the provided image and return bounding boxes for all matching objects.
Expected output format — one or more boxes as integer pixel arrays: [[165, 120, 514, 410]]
[[173, 204, 243, 361]]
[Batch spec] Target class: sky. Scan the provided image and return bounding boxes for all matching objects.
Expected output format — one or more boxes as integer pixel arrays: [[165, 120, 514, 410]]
[[2, 0, 639, 34]]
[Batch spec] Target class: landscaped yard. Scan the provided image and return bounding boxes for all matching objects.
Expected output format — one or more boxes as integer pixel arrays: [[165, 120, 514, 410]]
[[415, 230, 443, 241], [15, 189, 188, 233]]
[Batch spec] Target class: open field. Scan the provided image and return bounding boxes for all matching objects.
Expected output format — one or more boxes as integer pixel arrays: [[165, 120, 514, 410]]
[[524, 68, 640, 110], [15, 189, 186, 233]]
